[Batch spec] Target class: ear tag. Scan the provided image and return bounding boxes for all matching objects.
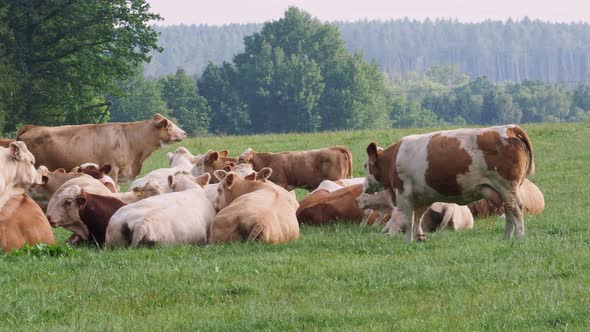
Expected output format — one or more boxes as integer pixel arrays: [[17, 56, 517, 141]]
[[136, 191, 142, 197]]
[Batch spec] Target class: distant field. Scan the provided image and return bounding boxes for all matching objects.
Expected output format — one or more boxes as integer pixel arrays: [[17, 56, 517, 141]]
[[1, 123, 589, 330]]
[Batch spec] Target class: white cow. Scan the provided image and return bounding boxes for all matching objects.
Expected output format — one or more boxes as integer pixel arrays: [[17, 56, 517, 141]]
[[105, 186, 216, 248], [166, 146, 202, 171], [0, 142, 44, 211]]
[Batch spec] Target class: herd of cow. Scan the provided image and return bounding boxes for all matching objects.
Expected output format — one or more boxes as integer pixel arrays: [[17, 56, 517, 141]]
[[0, 114, 544, 252]]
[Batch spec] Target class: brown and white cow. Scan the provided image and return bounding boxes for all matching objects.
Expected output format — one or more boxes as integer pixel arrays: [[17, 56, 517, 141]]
[[16, 114, 186, 185], [364, 125, 535, 242], [468, 178, 545, 218], [1, 141, 44, 211], [237, 146, 353, 191], [0, 138, 14, 148], [209, 170, 299, 244], [0, 194, 55, 252], [297, 184, 382, 225]]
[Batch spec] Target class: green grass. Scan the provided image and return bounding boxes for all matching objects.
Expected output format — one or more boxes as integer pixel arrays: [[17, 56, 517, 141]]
[[2, 123, 590, 330]]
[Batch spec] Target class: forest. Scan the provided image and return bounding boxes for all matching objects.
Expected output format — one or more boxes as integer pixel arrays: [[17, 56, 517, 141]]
[[1, 3, 590, 135], [146, 18, 590, 83]]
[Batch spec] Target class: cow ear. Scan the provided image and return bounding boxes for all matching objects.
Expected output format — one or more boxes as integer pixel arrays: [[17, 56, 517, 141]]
[[219, 150, 229, 158], [166, 152, 174, 162], [76, 195, 87, 209], [256, 167, 272, 182], [41, 175, 49, 185], [195, 173, 210, 188], [207, 151, 219, 162], [244, 172, 256, 181], [367, 142, 380, 162], [224, 173, 237, 189], [9, 142, 23, 161], [167, 175, 174, 188], [213, 170, 227, 182], [70, 166, 81, 173], [54, 168, 66, 174], [155, 118, 169, 128], [100, 164, 112, 175]]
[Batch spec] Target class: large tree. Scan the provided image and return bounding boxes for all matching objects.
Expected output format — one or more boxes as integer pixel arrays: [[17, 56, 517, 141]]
[[1, 0, 161, 131]]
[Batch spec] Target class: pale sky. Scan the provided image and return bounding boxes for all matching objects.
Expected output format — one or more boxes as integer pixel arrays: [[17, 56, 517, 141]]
[[147, 0, 590, 26]]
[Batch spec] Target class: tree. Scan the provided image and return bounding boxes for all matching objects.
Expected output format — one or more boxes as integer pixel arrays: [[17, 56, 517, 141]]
[[1, 0, 161, 131], [198, 62, 250, 135], [109, 66, 170, 123], [159, 69, 210, 135]]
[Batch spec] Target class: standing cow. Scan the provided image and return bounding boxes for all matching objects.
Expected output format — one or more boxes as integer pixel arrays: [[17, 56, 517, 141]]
[[364, 125, 534, 242], [16, 114, 186, 184]]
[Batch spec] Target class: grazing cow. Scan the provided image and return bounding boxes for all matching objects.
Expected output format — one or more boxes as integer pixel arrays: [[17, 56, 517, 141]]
[[209, 170, 299, 244], [0, 141, 44, 211], [0, 138, 14, 148], [191, 150, 237, 182], [297, 184, 370, 225], [0, 194, 55, 252], [364, 125, 534, 242], [237, 146, 353, 190], [166, 147, 201, 171], [468, 178, 545, 218], [46, 176, 114, 228], [16, 113, 186, 184], [105, 186, 216, 248]]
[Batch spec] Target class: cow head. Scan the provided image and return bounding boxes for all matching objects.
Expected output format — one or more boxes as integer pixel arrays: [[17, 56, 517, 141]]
[[168, 172, 210, 192], [6, 141, 44, 190], [46, 185, 89, 239], [153, 113, 187, 145], [363, 142, 386, 194], [166, 146, 199, 170], [192, 150, 230, 183], [132, 180, 165, 199], [356, 189, 394, 211], [72, 163, 117, 192], [238, 148, 254, 164]]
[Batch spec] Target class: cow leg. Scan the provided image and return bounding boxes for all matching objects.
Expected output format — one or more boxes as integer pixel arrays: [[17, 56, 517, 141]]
[[396, 199, 415, 242], [502, 186, 524, 239], [360, 209, 372, 227]]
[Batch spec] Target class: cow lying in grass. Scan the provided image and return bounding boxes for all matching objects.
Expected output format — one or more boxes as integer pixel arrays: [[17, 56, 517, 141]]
[[468, 178, 545, 218], [0, 141, 44, 212], [209, 169, 299, 244], [0, 194, 55, 252], [364, 125, 535, 242], [105, 176, 215, 248], [237, 146, 353, 190]]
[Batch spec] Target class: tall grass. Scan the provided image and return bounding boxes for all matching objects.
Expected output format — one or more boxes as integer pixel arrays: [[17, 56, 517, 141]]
[[1, 123, 589, 330]]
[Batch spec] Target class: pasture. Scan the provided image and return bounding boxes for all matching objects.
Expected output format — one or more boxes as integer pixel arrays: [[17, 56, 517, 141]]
[[1, 123, 590, 330]]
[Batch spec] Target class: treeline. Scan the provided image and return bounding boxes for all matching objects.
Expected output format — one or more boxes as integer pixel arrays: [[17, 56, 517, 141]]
[[146, 18, 590, 83], [108, 8, 590, 135]]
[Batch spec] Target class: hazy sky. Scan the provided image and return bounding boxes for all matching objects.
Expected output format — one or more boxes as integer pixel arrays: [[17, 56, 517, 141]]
[[147, 0, 590, 26]]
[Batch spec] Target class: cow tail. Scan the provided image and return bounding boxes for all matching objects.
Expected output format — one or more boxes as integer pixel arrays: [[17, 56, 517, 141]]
[[247, 223, 264, 241], [16, 125, 34, 140], [131, 222, 150, 247], [512, 125, 535, 177], [335, 146, 353, 178], [438, 206, 454, 231]]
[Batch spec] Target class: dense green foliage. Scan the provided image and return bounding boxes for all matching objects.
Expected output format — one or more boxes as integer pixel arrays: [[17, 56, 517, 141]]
[[0, 0, 161, 132], [2, 123, 589, 330], [146, 18, 590, 83]]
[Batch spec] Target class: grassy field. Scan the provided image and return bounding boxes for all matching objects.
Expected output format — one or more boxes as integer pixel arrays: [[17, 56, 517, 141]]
[[1, 123, 590, 330]]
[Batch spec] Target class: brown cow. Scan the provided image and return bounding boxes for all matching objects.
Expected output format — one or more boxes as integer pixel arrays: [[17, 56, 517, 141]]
[[468, 178, 545, 218], [364, 125, 534, 242], [0, 194, 55, 252], [65, 190, 127, 246], [192, 150, 237, 183], [237, 146, 353, 190], [0, 138, 14, 148], [16, 114, 186, 185], [209, 170, 299, 244], [297, 183, 386, 226]]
